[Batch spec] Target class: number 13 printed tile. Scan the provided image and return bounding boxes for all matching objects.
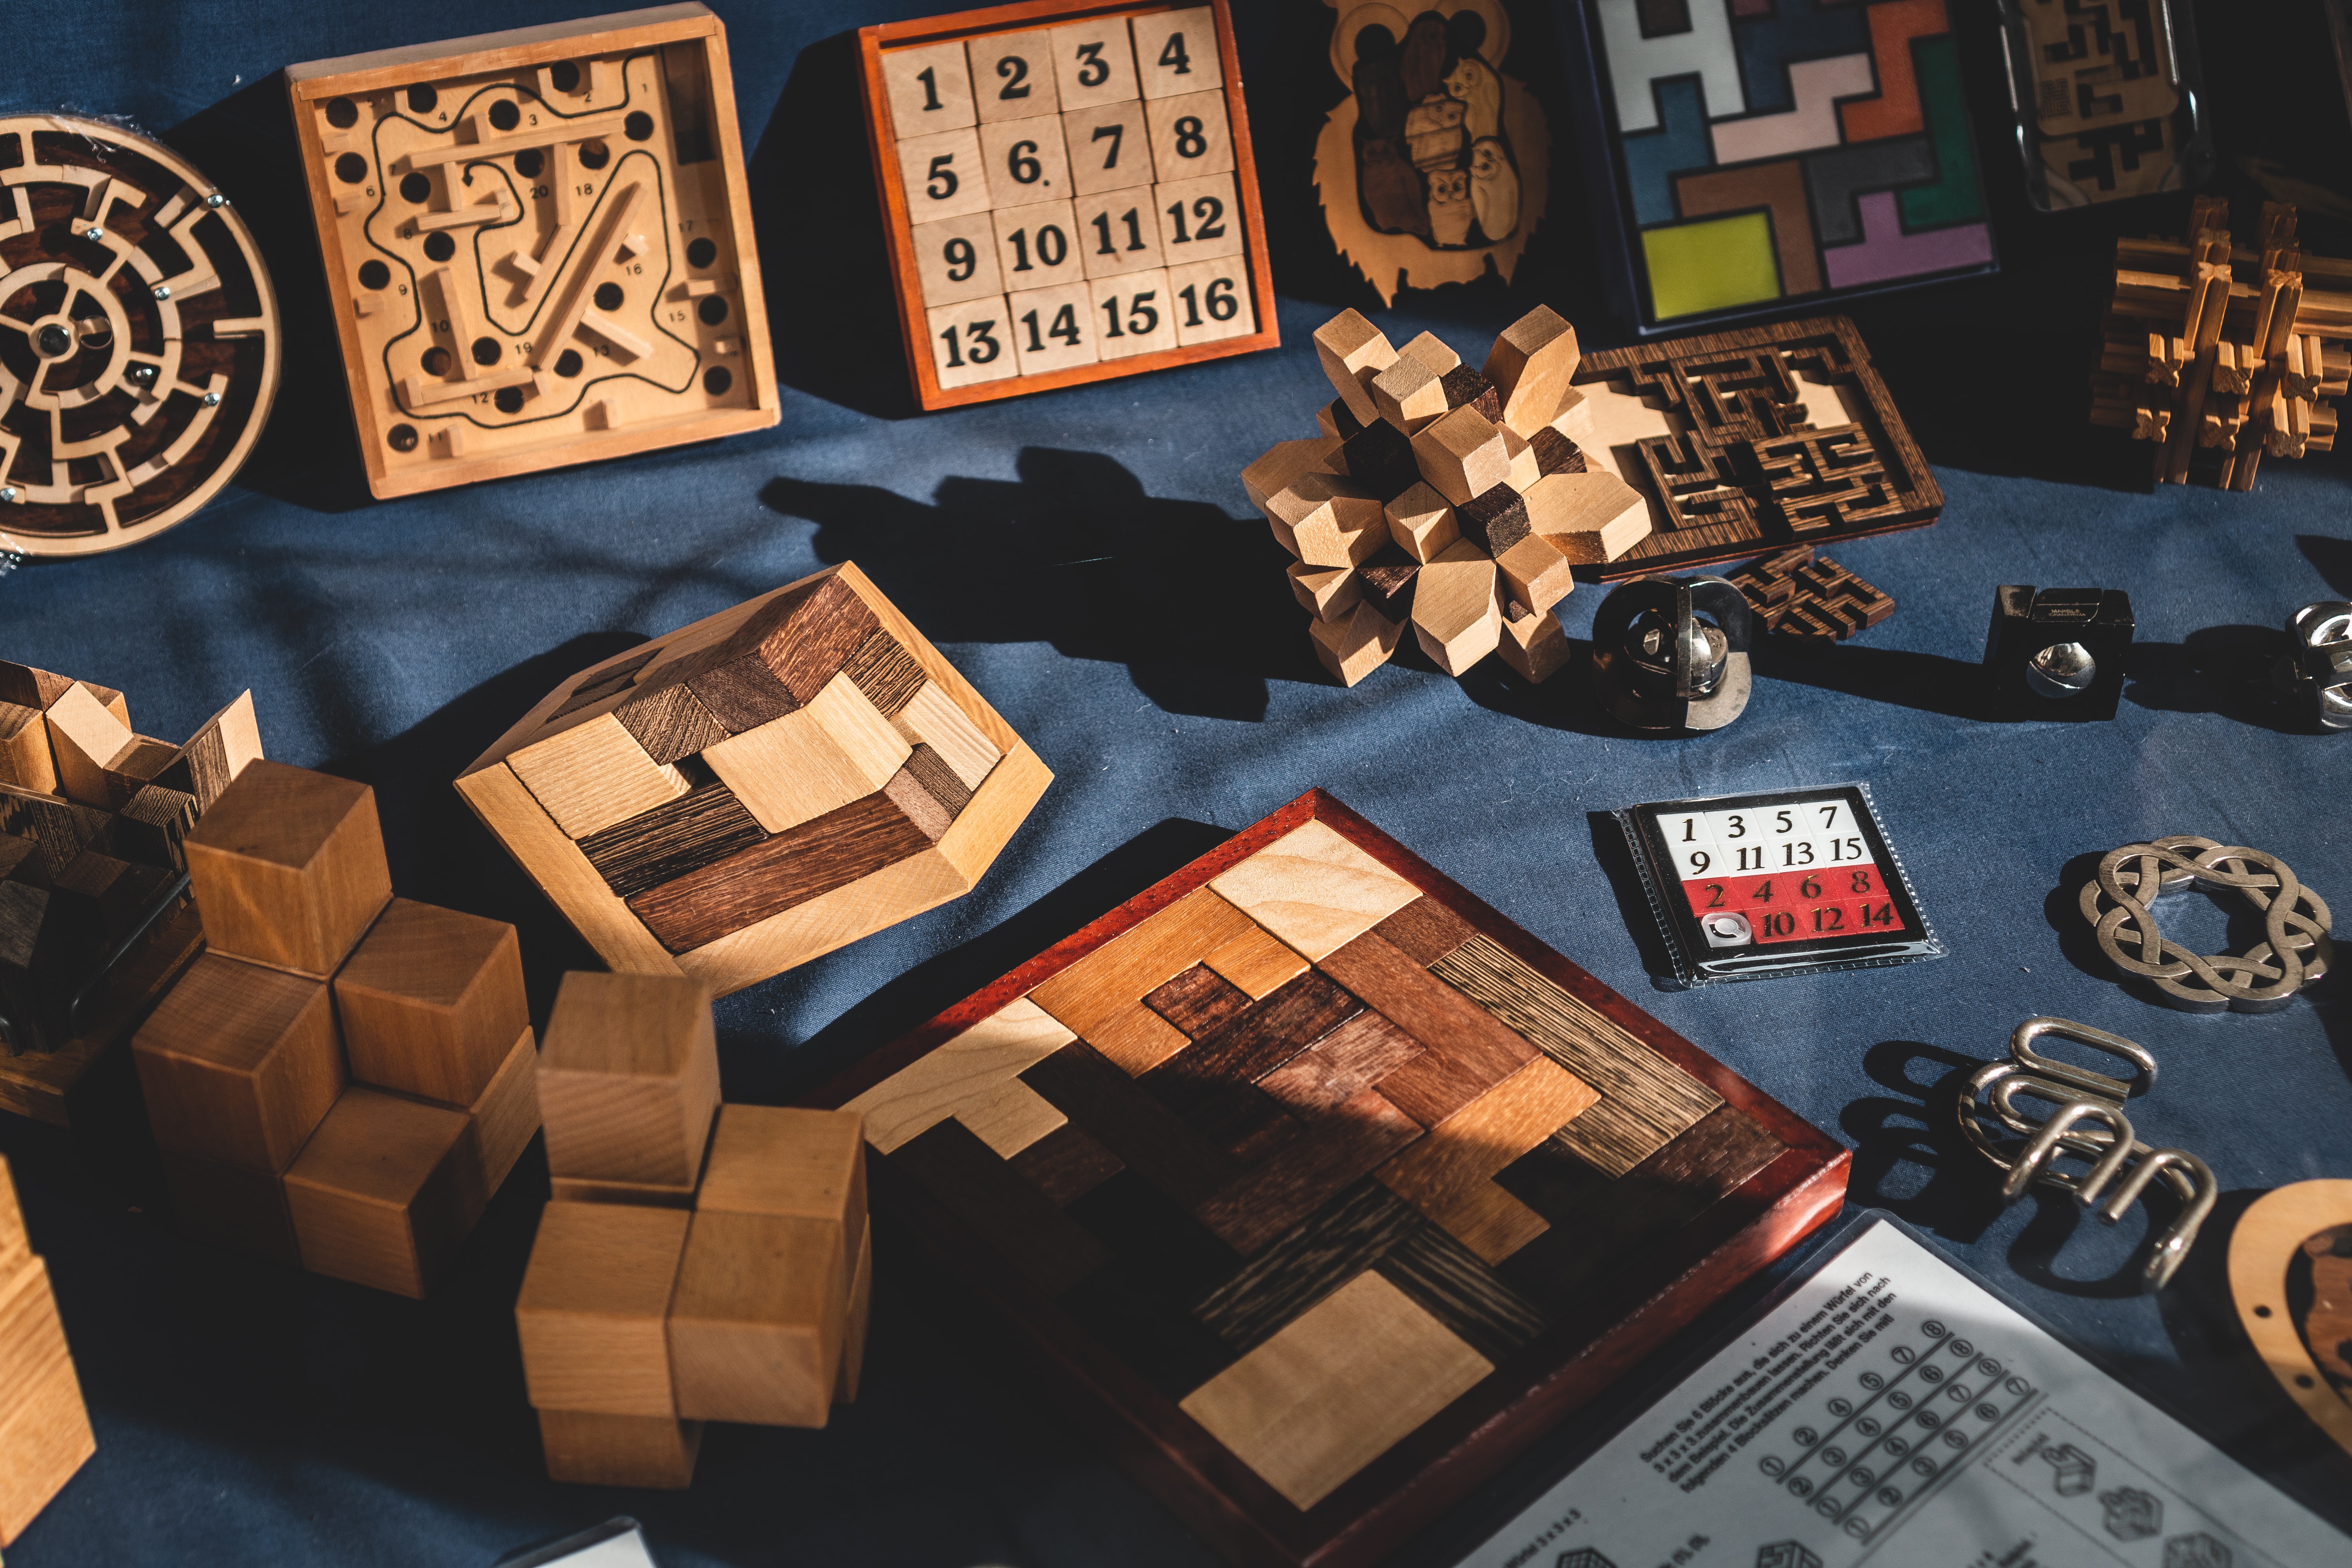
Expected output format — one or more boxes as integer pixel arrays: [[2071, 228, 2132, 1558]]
[[862, 1, 1276, 408]]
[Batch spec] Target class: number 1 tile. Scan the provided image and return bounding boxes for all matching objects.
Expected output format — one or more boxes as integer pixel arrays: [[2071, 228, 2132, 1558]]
[[881, 41, 976, 135]]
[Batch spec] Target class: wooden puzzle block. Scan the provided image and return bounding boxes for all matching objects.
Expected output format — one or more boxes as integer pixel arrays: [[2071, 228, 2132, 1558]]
[[861, 1, 1272, 409], [517, 1200, 693, 1417], [0, 703, 55, 796], [812, 789, 1845, 1566], [285, 5, 778, 499], [183, 760, 392, 977], [537, 1407, 702, 1489], [506, 715, 691, 840], [332, 898, 528, 1105], [1312, 309, 1394, 426], [132, 953, 346, 1173], [454, 1024, 542, 1212], [1498, 603, 1573, 684], [1411, 540, 1503, 676], [148, 691, 263, 813], [285, 1087, 481, 1298], [1370, 352, 1449, 434], [1384, 481, 1459, 564], [538, 972, 718, 1192], [666, 1209, 847, 1427], [1307, 600, 1405, 688], [0, 1249, 95, 1547], [1242, 438, 1337, 516], [460, 564, 1049, 996], [1263, 475, 1385, 568], [1409, 407, 1512, 507], [40, 684, 140, 809], [1484, 306, 1581, 439]]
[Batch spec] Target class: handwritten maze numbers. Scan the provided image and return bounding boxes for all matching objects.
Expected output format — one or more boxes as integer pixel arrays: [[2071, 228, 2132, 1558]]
[[879, 7, 1256, 394]]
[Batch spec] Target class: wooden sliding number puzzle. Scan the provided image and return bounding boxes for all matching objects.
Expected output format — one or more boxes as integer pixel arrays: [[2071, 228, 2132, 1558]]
[[858, 0, 1278, 410], [813, 789, 1847, 1567], [285, 4, 777, 499]]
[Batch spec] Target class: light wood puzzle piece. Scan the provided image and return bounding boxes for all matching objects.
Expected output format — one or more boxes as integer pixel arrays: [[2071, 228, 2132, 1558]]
[[1134, 8, 1222, 99], [182, 760, 393, 978], [1008, 279, 1101, 374], [911, 211, 1005, 307], [881, 38, 977, 132], [1092, 268, 1179, 360], [969, 29, 1060, 123], [1207, 820, 1418, 963], [285, 5, 778, 500], [845, 996, 1075, 1153], [1145, 90, 1233, 181], [518, 1200, 693, 1417], [332, 897, 529, 1106], [284, 1086, 481, 1298], [537, 971, 719, 1192], [992, 199, 1085, 289], [1060, 99, 1154, 196], [1154, 171, 1245, 264], [1076, 189, 1167, 279], [132, 953, 347, 1174], [1412, 539, 1504, 676], [980, 118, 1073, 207], [1048, 16, 1142, 111], [1166, 255, 1253, 347], [538, 1407, 701, 1489]]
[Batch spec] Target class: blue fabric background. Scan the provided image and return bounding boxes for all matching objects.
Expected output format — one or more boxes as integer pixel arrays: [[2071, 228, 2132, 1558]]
[[2, 2, 2348, 1564]]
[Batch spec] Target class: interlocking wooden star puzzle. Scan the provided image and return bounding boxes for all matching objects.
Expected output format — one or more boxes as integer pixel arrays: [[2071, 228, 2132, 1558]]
[[858, 0, 1277, 410], [813, 788, 1847, 1567], [285, 4, 777, 499]]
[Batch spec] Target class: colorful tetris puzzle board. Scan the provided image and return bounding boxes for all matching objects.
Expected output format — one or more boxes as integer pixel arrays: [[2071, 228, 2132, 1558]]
[[1567, 0, 1994, 329], [858, 1, 1278, 410], [816, 789, 1846, 1565]]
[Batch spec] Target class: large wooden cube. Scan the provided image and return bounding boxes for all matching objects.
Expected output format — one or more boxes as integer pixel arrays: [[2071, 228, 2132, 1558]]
[[517, 1201, 692, 1417], [459, 564, 1050, 996], [183, 760, 392, 977], [453, 1025, 542, 1214], [284, 1089, 481, 1298], [332, 898, 528, 1104], [537, 973, 719, 1196], [132, 953, 346, 1173]]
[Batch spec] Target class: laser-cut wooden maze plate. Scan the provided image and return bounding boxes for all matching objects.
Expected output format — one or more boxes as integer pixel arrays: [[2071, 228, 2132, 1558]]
[[285, 4, 777, 500], [858, 0, 1279, 411], [813, 789, 1847, 1568], [1573, 315, 1940, 579]]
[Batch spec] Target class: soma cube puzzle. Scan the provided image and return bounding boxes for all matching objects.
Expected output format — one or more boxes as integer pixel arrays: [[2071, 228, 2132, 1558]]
[[458, 564, 1051, 997], [860, 1, 1277, 408], [285, 4, 777, 498]]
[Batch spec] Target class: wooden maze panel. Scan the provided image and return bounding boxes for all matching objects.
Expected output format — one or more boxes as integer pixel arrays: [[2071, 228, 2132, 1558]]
[[817, 789, 1846, 1567], [0, 117, 279, 558], [1572, 315, 1940, 579], [285, 4, 777, 499], [858, 0, 1279, 410]]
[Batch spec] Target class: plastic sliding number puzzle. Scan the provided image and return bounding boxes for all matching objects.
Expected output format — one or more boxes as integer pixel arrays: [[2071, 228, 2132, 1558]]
[[285, 4, 777, 500], [1559, 0, 1996, 332], [813, 788, 1846, 1566], [1618, 784, 1944, 986], [858, 1, 1278, 410]]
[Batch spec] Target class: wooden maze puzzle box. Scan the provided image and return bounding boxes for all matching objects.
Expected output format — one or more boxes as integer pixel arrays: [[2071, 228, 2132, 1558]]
[[813, 789, 1848, 1567], [1557, 0, 1996, 332]]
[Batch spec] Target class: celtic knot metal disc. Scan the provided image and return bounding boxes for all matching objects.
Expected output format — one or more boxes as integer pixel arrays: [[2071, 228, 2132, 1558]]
[[0, 114, 280, 557], [2078, 836, 2333, 1013]]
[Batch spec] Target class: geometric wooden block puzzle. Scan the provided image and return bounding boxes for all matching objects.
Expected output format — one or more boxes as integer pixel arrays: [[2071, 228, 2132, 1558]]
[[1252, 307, 1647, 690], [458, 563, 1051, 997], [0, 1156, 97, 1551], [2090, 198, 2350, 490], [517, 972, 871, 1489], [284, 4, 778, 499], [857, 0, 1278, 410], [812, 788, 1847, 1567]]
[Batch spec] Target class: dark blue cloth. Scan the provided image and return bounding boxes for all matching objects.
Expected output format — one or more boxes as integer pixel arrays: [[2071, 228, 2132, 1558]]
[[4, 3, 2349, 1564]]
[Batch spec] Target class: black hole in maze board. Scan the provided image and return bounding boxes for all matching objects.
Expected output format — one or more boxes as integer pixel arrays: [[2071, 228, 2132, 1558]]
[[472, 337, 502, 366], [594, 282, 624, 311], [401, 172, 431, 203], [698, 295, 728, 326], [490, 100, 521, 132], [424, 232, 456, 262], [580, 140, 610, 169], [703, 366, 731, 396], [335, 152, 368, 185], [551, 60, 581, 93], [358, 260, 390, 290], [555, 349, 583, 377], [687, 236, 716, 268], [495, 386, 525, 414], [388, 423, 418, 451], [422, 347, 452, 375], [515, 149, 542, 179], [408, 85, 437, 114], [326, 97, 359, 129], [625, 111, 655, 142]]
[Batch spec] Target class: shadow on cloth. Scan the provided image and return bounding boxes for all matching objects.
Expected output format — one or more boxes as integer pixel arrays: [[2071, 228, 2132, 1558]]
[[762, 446, 1324, 723]]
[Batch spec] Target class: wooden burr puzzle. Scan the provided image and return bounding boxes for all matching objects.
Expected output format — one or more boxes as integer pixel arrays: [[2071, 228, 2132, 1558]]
[[0, 114, 280, 558], [516, 972, 871, 1488], [1, 1157, 96, 1552], [1254, 308, 1934, 686], [284, 4, 777, 499], [858, 1, 1278, 410], [458, 563, 1050, 997], [2090, 198, 2350, 490], [2, 661, 256, 1125], [813, 789, 1847, 1567], [130, 759, 541, 1297]]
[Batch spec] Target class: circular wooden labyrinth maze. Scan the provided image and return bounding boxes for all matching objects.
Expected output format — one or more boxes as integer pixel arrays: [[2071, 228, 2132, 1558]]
[[0, 114, 279, 558]]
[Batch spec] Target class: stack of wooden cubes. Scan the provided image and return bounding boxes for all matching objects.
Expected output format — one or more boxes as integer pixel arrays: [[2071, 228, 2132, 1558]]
[[517, 972, 870, 1488], [131, 761, 540, 1296], [1, 1157, 96, 1554], [1245, 307, 1652, 687]]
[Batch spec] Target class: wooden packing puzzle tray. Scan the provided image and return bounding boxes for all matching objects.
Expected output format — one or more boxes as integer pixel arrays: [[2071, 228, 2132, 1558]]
[[811, 788, 1848, 1567]]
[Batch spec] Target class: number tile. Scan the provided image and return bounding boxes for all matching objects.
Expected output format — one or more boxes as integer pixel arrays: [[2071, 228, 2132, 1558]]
[[923, 296, 1018, 389], [910, 212, 1004, 307], [1047, 17, 1141, 110], [1089, 269, 1177, 361], [895, 125, 994, 222], [1133, 6, 1223, 99], [1074, 189, 1167, 279], [1151, 172, 1244, 262], [880, 40, 977, 134], [1165, 256, 1254, 346], [1058, 100, 1155, 194], [966, 29, 1059, 122], [978, 117, 1072, 207], [1005, 279, 1100, 374], [991, 200, 1084, 289], [1144, 89, 1233, 180]]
